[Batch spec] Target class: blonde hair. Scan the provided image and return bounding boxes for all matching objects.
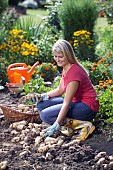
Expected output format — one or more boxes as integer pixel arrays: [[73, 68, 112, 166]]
[[52, 39, 89, 75]]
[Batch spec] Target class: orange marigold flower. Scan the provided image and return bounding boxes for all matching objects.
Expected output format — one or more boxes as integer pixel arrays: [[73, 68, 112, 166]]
[[108, 79, 112, 85], [41, 73, 45, 77], [91, 67, 96, 71], [93, 63, 98, 67], [107, 52, 112, 57], [105, 64, 110, 66], [49, 63, 53, 66], [102, 72, 106, 75], [103, 85, 107, 89], [99, 83, 103, 86], [45, 66, 49, 70]]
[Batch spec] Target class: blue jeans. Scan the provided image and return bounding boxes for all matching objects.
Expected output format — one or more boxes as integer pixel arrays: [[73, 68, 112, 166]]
[[36, 97, 97, 125]]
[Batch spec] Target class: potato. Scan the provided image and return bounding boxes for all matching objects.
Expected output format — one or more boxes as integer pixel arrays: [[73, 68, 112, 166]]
[[109, 161, 113, 168], [108, 155, 113, 161], [96, 157, 106, 166], [95, 152, 107, 161], [35, 136, 41, 146], [46, 152, 53, 161], [44, 137, 58, 144], [0, 161, 8, 170], [11, 136, 20, 143], [57, 139, 64, 146], [38, 145, 49, 153], [103, 164, 109, 169], [11, 130, 19, 135], [18, 104, 25, 110], [16, 124, 25, 131], [24, 106, 30, 112]]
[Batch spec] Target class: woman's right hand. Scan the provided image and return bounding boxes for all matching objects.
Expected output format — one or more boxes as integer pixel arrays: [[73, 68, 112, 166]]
[[25, 93, 42, 102]]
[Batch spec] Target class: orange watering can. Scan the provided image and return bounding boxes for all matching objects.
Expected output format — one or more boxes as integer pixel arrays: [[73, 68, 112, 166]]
[[7, 62, 39, 83]]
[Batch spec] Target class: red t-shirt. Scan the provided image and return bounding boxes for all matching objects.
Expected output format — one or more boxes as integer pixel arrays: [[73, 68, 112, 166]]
[[60, 64, 99, 112]]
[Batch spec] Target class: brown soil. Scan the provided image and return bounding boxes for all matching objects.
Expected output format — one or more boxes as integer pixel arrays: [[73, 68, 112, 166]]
[[0, 90, 113, 170]]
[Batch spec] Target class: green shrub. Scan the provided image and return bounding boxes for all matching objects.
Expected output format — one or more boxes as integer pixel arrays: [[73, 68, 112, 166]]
[[0, 0, 8, 16], [58, 0, 98, 41], [0, 56, 8, 85], [95, 25, 113, 57], [95, 84, 113, 124], [46, 0, 62, 30], [34, 23, 63, 63]]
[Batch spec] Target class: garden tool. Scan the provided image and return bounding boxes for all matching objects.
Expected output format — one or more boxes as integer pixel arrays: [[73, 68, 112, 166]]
[[7, 61, 39, 84], [61, 118, 95, 141]]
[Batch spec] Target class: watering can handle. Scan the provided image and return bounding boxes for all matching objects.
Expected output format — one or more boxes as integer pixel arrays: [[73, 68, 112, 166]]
[[7, 63, 28, 76]]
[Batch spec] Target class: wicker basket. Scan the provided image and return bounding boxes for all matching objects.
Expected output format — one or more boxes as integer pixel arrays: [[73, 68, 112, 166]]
[[0, 105, 42, 123]]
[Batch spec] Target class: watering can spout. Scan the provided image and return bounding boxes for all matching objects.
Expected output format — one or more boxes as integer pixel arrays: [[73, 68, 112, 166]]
[[28, 61, 39, 77]]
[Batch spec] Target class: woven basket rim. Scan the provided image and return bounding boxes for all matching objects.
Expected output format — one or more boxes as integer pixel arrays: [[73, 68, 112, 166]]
[[0, 104, 41, 123]]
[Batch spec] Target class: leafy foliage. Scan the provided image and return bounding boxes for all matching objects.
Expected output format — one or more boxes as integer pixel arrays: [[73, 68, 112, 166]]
[[0, 0, 8, 16], [58, 0, 98, 41], [34, 62, 59, 82], [73, 30, 95, 61]]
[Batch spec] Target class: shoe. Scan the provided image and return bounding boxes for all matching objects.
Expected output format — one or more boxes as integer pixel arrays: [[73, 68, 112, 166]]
[[75, 125, 95, 141], [60, 127, 79, 137]]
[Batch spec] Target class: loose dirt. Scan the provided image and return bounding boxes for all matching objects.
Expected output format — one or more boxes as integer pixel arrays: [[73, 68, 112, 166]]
[[0, 90, 113, 170]]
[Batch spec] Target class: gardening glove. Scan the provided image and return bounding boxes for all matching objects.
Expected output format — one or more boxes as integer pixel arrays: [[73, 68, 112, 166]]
[[25, 93, 42, 103], [42, 122, 60, 137], [26, 93, 49, 103]]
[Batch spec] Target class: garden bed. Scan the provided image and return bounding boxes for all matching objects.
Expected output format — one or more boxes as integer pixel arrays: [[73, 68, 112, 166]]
[[0, 91, 113, 170]]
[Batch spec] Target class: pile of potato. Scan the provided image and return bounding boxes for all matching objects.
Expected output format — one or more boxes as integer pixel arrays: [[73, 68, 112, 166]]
[[93, 151, 113, 169], [12, 104, 39, 114], [9, 120, 80, 154]]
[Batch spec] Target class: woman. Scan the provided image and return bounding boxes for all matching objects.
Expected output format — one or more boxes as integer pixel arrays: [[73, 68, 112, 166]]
[[29, 39, 99, 139]]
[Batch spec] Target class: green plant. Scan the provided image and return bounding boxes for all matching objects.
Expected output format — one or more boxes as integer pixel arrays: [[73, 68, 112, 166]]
[[46, 0, 62, 30], [83, 55, 113, 85], [21, 75, 61, 96], [34, 22, 62, 63], [0, 56, 8, 85], [95, 25, 113, 57], [100, 0, 113, 24], [15, 16, 41, 42], [0, 8, 19, 44], [73, 30, 95, 61], [0, 29, 39, 65], [95, 84, 113, 123], [34, 62, 59, 82], [0, 0, 8, 16], [58, 0, 98, 41]]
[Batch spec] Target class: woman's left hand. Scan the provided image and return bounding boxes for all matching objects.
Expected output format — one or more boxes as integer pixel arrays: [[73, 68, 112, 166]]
[[43, 122, 60, 137]]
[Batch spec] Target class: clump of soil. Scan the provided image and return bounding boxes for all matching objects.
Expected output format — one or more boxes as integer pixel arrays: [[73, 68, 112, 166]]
[[0, 91, 113, 170]]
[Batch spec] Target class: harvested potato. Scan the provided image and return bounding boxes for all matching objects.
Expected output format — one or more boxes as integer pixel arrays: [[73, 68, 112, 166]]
[[95, 152, 107, 161], [35, 136, 41, 146], [11, 136, 20, 143], [109, 155, 113, 161], [24, 106, 30, 112], [18, 104, 25, 110], [96, 157, 106, 166], [44, 137, 58, 144], [38, 145, 49, 153], [0, 161, 8, 170], [109, 161, 113, 168], [11, 130, 19, 135]]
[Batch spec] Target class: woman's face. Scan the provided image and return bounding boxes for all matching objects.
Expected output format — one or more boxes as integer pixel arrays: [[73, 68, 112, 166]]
[[54, 52, 68, 67]]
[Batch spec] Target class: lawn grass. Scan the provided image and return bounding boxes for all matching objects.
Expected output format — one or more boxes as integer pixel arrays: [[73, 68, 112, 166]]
[[95, 17, 108, 30], [19, 9, 49, 25]]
